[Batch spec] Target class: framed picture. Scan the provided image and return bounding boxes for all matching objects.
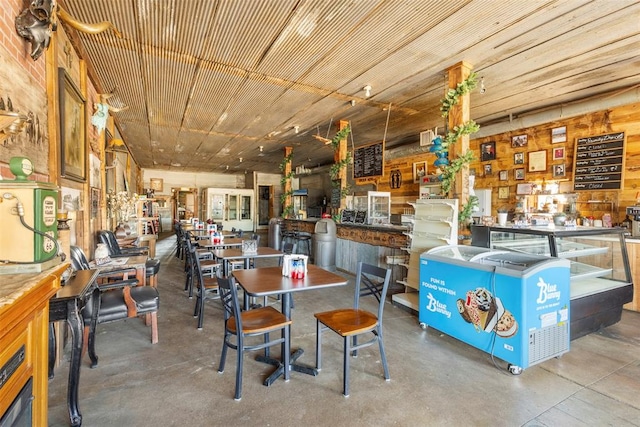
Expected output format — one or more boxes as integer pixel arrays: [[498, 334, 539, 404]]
[[551, 126, 567, 143], [498, 186, 509, 199], [413, 161, 427, 183], [480, 141, 496, 161], [528, 150, 547, 172], [511, 134, 528, 148], [484, 164, 492, 176], [90, 187, 100, 219], [514, 152, 524, 165], [515, 168, 525, 180], [59, 68, 86, 181], [150, 178, 164, 191], [499, 170, 508, 181], [553, 146, 565, 160], [516, 182, 533, 194], [553, 163, 566, 178]]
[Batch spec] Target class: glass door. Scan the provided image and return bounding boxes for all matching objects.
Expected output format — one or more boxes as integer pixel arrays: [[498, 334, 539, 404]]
[[210, 194, 224, 221], [240, 195, 251, 220], [227, 194, 238, 220]]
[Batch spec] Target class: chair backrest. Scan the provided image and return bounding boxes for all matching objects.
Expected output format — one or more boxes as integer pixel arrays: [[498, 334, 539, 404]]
[[236, 229, 244, 238], [281, 242, 296, 254], [251, 233, 261, 246], [354, 262, 392, 322], [70, 246, 91, 271], [97, 230, 123, 256], [217, 275, 241, 330]]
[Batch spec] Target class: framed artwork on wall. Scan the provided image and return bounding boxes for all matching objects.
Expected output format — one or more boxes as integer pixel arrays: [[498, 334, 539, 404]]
[[515, 168, 525, 180], [59, 68, 86, 182], [498, 186, 509, 199], [528, 150, 547, 172], [514, 152, 524, 165], [553, 163, 566, 178], [551, 126, 567, 143], [499, 170, 508, 181], [511, 134, 528, 147], [480, 141, 496, 161], [484, 164, 492, 176], [516, 182, 533, 194], [553, 146, 565, 160], [150, 178, 164, 191], [413, 161, 427, 183]]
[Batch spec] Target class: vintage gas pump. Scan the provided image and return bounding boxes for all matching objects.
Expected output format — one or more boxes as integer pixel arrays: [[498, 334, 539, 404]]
[[0, 157, 62, 272]]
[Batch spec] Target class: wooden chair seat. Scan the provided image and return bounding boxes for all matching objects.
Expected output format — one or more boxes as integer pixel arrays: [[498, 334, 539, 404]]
[[226, 306, 291, 334], [313, 308, 378, 336]]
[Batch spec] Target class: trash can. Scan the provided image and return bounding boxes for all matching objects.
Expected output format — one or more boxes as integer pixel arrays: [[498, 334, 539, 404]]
[[313, 218, 337, 271], [268, 218, 283, 249]]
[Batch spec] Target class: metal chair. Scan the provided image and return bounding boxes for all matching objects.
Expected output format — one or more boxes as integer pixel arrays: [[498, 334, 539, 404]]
[[191, 242, 221, 330], [217, 275, 291, 401], [314, 262, 392, 397]]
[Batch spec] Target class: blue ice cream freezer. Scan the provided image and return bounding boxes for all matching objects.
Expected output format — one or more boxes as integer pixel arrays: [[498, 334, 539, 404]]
[[419, 245, 571, 373]]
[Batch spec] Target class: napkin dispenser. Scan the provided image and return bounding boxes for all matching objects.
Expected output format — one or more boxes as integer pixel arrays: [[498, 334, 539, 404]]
[[241, 239, 258, 254], [281, 254, 308, 278]]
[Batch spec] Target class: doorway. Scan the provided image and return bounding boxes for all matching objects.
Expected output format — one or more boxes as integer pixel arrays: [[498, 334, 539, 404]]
[[258, 185, 273, 226], [172, 187, 199, 222]]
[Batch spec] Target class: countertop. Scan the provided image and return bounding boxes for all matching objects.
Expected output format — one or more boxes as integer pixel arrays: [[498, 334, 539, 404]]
[[0, 263, 68, 310]]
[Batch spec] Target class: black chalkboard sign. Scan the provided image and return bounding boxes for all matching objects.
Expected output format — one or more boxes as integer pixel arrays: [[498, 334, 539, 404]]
[[353, 141, 384, 179], [340, 209, 355, 223], [354, 210, 367, 224], [573, 132, 625, 191]]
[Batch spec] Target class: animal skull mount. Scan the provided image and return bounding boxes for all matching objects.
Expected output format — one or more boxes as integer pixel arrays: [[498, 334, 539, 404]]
[[15, 1, 121, 61]]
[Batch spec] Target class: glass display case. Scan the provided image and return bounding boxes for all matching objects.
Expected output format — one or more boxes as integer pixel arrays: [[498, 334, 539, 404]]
[[202, 188, 253, 231], [471, 225, 633, 339], [367, 191, 391, 225]]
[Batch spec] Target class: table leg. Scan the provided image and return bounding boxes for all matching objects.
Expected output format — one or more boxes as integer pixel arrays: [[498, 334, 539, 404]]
[[254, 293, 318, 386], [66, 300, 83, 427], [48, 323, 56, 379], [88, 288, 100, 368]]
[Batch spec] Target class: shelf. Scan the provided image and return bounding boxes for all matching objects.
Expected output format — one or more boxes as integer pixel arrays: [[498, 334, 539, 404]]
[[569, 261, 612, 281], [391, 292, 419, 311]]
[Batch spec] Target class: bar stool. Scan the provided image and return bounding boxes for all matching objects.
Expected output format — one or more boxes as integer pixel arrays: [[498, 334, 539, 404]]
[[295, 231, 312, 258]]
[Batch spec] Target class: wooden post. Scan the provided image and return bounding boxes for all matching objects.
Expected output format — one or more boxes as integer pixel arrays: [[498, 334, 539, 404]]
[[447, 61, 473, 205], [336, 120, 349, 211], [283, 146, 293, 217]]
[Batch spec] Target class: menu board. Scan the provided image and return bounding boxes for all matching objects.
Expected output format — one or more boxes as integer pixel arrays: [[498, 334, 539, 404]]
[[353, 141, 384, 179], [573, 132, 625, 191], [354, 210, 367, 224], [340, 209, 355, 223]]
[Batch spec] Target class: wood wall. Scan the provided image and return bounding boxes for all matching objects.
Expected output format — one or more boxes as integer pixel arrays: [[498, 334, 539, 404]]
[[349, 102, 639, 224]]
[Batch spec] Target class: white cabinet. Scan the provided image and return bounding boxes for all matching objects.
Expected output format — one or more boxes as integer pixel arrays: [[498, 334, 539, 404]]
[[367, 191, 391, 225], [202, 188, 254, 231], [392, 198, 458, 311]]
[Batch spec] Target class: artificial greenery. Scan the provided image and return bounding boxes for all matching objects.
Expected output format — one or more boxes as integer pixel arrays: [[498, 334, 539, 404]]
[[459, 195, 479, 224], [329, 125, 351, 150], [440, 120, 480, 152], [329, 125, 352, 202], [440, 72, 478, 118], [439, 151, 476, 195], [279, 152, 295, 218]]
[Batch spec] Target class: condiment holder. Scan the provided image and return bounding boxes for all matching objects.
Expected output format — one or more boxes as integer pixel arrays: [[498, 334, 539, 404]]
[[281, 254, 308, 278]]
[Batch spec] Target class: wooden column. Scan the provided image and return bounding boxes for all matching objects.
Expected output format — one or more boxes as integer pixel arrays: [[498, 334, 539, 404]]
[[447, 61, 473, 204], [283, 146, 293, 217], [336, 120, 349, 211]]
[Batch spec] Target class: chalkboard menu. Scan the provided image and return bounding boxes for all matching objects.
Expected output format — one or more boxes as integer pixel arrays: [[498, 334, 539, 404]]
[[354, 210, 367, 224], [573, 132, 625, 191], [353, 141, 384, 179], [340, 209, 355, 223]]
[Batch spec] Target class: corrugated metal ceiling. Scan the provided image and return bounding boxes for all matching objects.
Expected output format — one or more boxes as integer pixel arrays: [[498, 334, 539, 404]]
[[59, 0, 640, 173]]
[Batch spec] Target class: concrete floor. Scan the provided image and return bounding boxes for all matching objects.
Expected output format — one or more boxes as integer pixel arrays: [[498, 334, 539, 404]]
[[48, 233, 640, 426]]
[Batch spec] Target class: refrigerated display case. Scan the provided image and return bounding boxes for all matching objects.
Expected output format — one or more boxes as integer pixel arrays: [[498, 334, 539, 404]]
[[202, 188, 253, 231], [419, 246, 571, 373], [367, 191, 391, 225], [471, 225, 633, 339], [292, 189, 308, 219]]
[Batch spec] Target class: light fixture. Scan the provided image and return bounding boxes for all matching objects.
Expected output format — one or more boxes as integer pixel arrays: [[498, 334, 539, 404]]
[[350, 100, 356, 107], [294, 126, 299, 134], [239, 157, 243, 163], [363, 85, 372, 98], [226, 165, 229, 170], [0, 111, 29, 136], [480, 77, 486, 94]]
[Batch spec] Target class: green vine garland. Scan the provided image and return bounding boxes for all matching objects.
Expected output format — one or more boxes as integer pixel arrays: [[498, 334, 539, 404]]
[[279, 152, 295, 218], [329, 125, 352, 201], [440, 72, 478, 118]]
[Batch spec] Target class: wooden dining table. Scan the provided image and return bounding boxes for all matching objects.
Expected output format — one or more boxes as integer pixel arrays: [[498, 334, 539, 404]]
[[214, 247, 284, 276], [200, 237, 244, 250], [232, 264, 348, 386], [89, 255, 148, 286]]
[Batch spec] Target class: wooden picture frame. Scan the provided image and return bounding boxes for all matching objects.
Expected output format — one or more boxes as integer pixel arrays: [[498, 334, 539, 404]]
[[480, 141, 496, 161], [413, 161, 427, 183], [516, 182, 533, 194], [553, 163, 566, 178], [150, 178, 163, 191], [515, 168, 525, 180], [553, 146, 565, 160], [514, 152, 524, 165], [499, 170, 508, 181], [551, 126, 567, 143], [59, 68, 86, 181], [498, 186, 509, 199], [483, 164, 492, 176], [528, 150, 547, 172], [511, 134, 528, 147]]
